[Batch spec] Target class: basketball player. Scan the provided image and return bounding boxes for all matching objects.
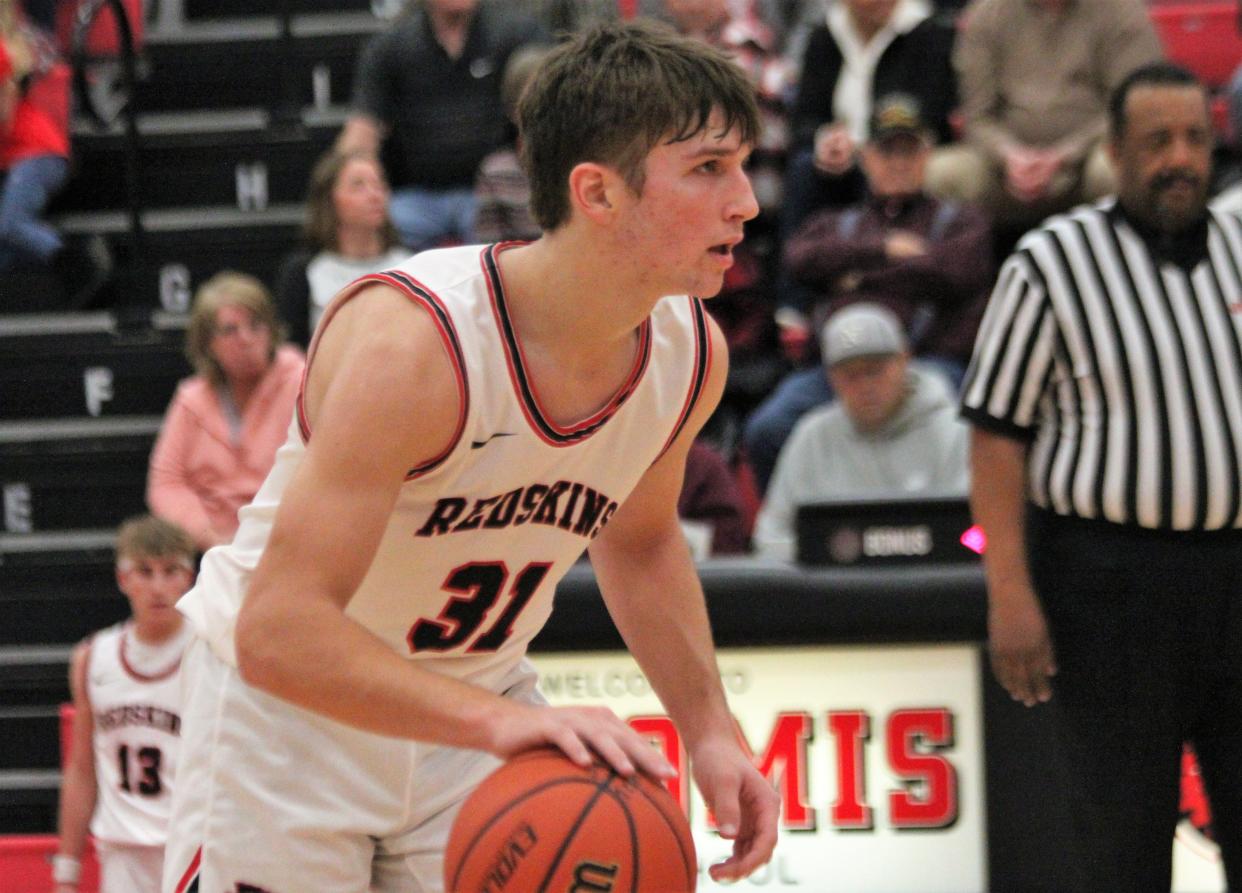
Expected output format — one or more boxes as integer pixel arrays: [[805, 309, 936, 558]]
[[54, 516, 196, 893], [164, 20, 780, 893]]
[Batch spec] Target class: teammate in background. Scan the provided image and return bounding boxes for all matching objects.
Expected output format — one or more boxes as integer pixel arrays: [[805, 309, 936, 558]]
[[164, 21, 779, 893], [53, 516, 196, 893]]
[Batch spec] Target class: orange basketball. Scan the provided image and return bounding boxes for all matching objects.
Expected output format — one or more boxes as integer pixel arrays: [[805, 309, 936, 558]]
[[445, 748, 697, 893]]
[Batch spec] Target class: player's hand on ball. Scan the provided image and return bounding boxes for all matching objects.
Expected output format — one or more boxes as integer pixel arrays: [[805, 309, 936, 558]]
[[690, 737, 780, 882], [487, 701, 676, 780]]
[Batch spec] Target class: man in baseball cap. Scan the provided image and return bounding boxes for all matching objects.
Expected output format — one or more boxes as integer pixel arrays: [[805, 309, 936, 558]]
[[753, 302, 970, 559], [819, 302, 914, 433], [868, 93, 933, 147]]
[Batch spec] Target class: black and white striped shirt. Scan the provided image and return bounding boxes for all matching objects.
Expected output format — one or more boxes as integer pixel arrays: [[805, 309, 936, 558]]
[[961, 200, 1242, 531]]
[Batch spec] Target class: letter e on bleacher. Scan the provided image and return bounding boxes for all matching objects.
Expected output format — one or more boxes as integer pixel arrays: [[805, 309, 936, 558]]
[[4, 482, 32, 532]]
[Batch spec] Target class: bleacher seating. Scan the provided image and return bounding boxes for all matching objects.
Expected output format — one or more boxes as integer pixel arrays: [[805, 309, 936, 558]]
[[0, 312, 179, 832], [0, 0, 388, 835], [1148, 0, 1242, 91], [135, 15, 376, 114]]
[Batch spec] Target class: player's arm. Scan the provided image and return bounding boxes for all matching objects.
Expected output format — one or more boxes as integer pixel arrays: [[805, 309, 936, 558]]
[[233, 286, 671, 775], [970, 426, 1056, 706], [588, 316, 779, 883], [54, 642, 97, 892]]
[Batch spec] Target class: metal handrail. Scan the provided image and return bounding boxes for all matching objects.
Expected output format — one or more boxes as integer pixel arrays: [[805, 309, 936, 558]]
[[69, 0, 145, 316]]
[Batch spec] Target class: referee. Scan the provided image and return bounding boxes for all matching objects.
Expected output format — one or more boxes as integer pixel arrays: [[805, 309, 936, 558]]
[[962, 63, 1242, 892]]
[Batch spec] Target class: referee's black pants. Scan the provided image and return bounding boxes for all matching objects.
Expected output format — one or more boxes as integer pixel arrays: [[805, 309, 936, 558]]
[[1028, 508, 1242, 893]]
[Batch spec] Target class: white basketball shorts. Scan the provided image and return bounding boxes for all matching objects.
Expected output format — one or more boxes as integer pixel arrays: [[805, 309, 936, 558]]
[[163, 638, 542, 893]]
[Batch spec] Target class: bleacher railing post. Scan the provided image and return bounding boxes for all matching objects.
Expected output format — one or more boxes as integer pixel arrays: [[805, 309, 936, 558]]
[[72, 0, 147, 322]]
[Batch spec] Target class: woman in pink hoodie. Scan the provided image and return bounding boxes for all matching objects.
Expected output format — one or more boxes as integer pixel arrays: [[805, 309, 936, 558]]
[[148, 272, 305, 550]]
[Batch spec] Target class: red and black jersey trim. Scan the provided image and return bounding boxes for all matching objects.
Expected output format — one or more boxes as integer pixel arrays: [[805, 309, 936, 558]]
[[119, 625, 182, 683], [482, 242, 652, 447], [295, 269, 470, 480], [656, 296, 712, 461], [173, 847, 201, 893]]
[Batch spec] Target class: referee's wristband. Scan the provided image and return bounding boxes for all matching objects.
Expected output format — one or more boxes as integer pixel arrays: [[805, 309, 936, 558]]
[[52, 854, 82, 885]]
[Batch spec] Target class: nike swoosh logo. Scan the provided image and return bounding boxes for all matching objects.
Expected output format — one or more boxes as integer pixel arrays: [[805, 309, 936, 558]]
[[471, 432, 516, 449]]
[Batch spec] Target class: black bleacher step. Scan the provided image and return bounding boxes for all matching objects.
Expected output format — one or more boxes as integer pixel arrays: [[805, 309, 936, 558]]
[[57, 204, 304, 300], [54, 124, 334, 213], [137, 17, 376, 114], [0, 314, 189, 421], [0, 267, 68, 315], [0, 417, 160, 533], [0, 708, 61, 771], [0, 645, 72, 708], [0, 770, 60, 834], [186, 0, 371, 20], [0, 531, 126, 647]]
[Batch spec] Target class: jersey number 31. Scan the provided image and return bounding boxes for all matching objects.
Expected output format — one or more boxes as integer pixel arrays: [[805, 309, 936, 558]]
[[408, 561, 551, 654]]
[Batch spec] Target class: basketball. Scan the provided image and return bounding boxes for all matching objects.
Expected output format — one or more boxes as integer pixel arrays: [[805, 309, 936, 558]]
[[445, 748, 697, 893]]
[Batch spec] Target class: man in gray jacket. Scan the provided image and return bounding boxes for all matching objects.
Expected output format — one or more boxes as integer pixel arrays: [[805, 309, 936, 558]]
[[753, 303, 968, 560]]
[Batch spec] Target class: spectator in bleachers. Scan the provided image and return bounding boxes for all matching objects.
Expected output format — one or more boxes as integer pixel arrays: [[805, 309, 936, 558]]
[[929, 0, 1162, 234], [54, 515, 196, 893], [515, 0, 618, 32], [472, 45, 547, 244], [744, 93, 989, 492], [148, 272, 304, 551], [275, 150, 408, 348], [752, 302, 968, 560], [652, 0, 794, 214], [0, 9, 109, 307], [679, 439, 751, 556], [782, 0, 957, 231], [337, 0, 546, 251], [644, 0, 820, 58]]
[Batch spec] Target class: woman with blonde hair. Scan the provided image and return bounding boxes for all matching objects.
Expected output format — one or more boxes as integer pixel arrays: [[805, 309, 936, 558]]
[[275, 150, 407, 347], [147, 272, 305, 550]]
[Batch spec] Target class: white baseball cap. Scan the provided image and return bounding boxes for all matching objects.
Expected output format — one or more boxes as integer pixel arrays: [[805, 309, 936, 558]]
[[820, 303, 907, 366]]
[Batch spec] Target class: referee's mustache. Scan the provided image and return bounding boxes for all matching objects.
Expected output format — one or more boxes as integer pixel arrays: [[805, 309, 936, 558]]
[[1151, 170, 1202, 192]]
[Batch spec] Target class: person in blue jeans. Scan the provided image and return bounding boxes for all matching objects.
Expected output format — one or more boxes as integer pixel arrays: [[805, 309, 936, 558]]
[[337, 0, 546, 250], [0, 151, 66, 268], [0, 24, 110, 305], [0, 23, 66, 268]]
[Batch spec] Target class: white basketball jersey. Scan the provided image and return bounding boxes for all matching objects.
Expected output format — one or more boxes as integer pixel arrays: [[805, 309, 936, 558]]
[[86, 622, 189, 846], [179, 243, 713, 691]]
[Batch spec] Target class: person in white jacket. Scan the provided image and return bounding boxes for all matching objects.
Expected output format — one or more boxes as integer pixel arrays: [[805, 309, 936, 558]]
[[754, 302, 968, 559]]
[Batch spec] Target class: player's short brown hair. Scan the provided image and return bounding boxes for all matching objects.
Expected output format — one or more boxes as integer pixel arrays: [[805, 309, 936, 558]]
[[185, 271, 286, 387], [115, 515, 196, 566], [518, 19, 760, 231]]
